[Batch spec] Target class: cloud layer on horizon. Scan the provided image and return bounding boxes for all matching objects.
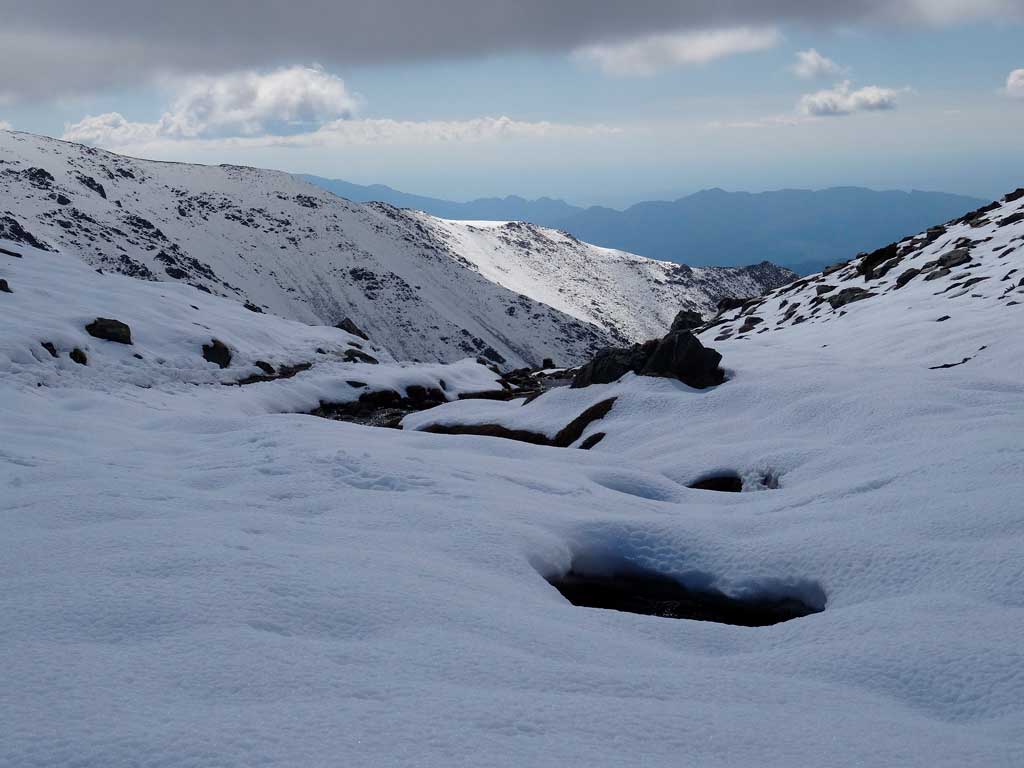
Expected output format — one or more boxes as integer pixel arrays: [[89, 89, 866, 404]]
[[61, 68, 621, 151], [2, 0, 1022, 100]]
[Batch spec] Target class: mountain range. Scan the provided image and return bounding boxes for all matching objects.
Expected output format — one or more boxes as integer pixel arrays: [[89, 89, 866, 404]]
[[0, 131, 793, 368], [305, 175, 983, 275]]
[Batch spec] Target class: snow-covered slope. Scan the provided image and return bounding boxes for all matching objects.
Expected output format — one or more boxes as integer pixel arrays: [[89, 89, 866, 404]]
[[704, 188, 1024, 342], [428, 216, 793, 343], [2, 189, 1023, 766], [0, 130, 793, 367]]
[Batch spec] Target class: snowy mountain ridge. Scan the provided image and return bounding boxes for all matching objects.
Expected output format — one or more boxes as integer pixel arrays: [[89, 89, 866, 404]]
[[0, 130, 794, 367], [704, 188, 1024, 343]]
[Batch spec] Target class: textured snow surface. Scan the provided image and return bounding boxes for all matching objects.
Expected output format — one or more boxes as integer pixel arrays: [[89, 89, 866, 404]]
[[3, 192, 1024, 766], [0, 130, 793, 367]]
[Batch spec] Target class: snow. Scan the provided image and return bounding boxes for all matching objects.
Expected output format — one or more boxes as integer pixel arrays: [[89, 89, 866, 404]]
[[426, 214, 795, 343], [0, 131, 792, 368], [3, 173, 1024, 764]]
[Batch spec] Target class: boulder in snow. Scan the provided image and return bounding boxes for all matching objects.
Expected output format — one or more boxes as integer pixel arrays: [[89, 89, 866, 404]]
[[573, 330, 724, 390], [202, 339, 232, 368], [85, 317, 133, 345]]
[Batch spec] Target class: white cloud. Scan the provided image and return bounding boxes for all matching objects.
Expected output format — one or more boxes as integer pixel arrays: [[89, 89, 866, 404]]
[[0, 120, 12, 131], [62, 64, 618, 151], [63, 112, 160, 145], [64, 65, 358, 143], [798, 80, 900, 116], [64, 113, 619, 151], [1007, 69, 1024, 99], [792, 49, 844, 79], [573, 27, 780, 77], [157, 66, 358, 138]]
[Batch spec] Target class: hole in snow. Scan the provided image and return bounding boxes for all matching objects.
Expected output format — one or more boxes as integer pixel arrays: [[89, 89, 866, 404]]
[[546, 559, 823, 627], [688, 472, 743, 493], [687, 470, 779, 493]]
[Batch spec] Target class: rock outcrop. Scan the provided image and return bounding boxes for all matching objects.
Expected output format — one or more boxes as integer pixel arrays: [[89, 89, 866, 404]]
[[572, 330, 724, 390]]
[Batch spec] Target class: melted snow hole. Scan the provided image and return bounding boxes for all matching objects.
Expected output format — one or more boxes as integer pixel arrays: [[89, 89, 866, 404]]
[[687, 470, 779, 493], [545, 556, 823, 627]]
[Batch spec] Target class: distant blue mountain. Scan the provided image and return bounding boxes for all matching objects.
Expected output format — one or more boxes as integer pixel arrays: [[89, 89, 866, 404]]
[[303, 175, 580, 226], [304, 175, 984, 275]]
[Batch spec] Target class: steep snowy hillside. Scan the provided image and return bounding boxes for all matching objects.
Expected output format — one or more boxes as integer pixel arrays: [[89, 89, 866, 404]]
[[704, 188, 1024, 342], [0, 130, 792, 367], [427, 217, 792, 343], [2, 190, 1023, 766]]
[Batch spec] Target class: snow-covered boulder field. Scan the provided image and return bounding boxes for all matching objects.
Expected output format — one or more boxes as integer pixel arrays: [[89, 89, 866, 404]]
[[2, 183, 1024, 767], [0, 130, 794, 367]]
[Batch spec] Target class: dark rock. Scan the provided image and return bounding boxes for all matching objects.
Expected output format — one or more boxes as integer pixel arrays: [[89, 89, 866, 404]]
[[405, 385, 446, 404], [0, 278, 10, 293], [716, 296, 753, 313], [0, 246, 24, 258], [858, 243, 898, 280], [41, 342, 58, 358], [85, 317, 132, 345], [872, 256, 903, 280], [479, 345, 507, 364], [75, 173, 107, 199], [24, 167, 54, 188], [958, 276, 990, 290], [231, 361, 312, 386], [541, 357, 556, 370], [815, 285, 836, 295], [69, 348, 88, 366], [336, 317, 369, 340], [458, 389, 520, 402], [570, 346, 642, 388], [346, 380, 367, 388], [343, 348, 379, 365], [894, 268, 920, 289], [202, 339, 231, 368], [821, 261, 848, 276], [578, 432, 606, 450], [419, 397, 616, 449], [669, 310, 703, 332], [573, 331, 723, 390], [243, 301, 264, 313], [738, 316, 763, 333], [935, 247, 972, 270], [924, 267, 950, 281], [552, 398, 617, 447], [0, 216, 52, 251], [313, 387, 447, 429], [53, 194, 71, 206], [957, 201, 1000, 225], [827, 287, 875, 309], [929, 356, 972, 370], [998, 211, 1024, 227], [1003, 188, 1024, 203], [936, 316, 951, 322], [421, 422, 551, 445]]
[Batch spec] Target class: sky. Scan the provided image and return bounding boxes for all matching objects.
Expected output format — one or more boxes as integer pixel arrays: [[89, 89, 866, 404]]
[[1, 1, 1022, 208]]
